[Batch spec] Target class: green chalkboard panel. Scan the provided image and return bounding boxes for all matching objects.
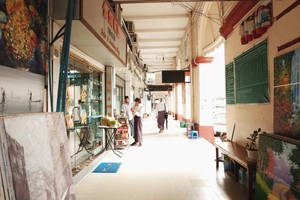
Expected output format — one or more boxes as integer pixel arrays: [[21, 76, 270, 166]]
[[235, 39, 269, 104], [226, 62, 235, 104]]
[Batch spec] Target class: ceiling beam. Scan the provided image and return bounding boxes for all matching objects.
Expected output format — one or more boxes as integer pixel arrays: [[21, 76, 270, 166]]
[[140, 45, 180, 49], [115, 0, 242, 3], [148, 64, 174, 67], [135, 27, 185, 33], [145, 61, 175, 64], [139, 38, 182, 42], [142, 57, 176, 60], [141, 52, 177, 55], [124, 14, 189, 21]]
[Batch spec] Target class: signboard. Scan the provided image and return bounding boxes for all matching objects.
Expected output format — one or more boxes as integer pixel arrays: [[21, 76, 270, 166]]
[[148, 85, 172, 92], [146, 73, 155, 84], [81, 0, 127, 66]]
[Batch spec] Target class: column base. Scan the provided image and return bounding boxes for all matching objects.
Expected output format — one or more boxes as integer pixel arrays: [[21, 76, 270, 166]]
[[175, 114, 183, 121], [194, 123, 215, 144]]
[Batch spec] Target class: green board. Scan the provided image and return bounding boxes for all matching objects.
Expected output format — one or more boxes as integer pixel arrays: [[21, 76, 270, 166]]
[[226, 62, 235, 104], [235, 39, 269, 104]]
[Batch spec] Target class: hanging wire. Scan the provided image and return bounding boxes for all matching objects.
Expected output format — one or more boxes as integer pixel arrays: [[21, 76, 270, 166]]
[[172, 2, 221, 25]]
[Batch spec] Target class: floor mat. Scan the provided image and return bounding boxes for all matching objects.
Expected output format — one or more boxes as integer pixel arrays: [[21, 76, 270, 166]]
[[93, 162, 122, 173]]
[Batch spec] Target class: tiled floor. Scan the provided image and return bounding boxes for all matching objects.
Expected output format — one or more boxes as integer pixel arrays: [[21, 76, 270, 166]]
[[75, 115, 247, 200]]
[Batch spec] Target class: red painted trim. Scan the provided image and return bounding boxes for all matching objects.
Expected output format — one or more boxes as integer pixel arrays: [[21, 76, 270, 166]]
[[175, 114, 183, 121], [194, 122, 215, 144], [195, 56, 214, 64], [219, 1, 259, 39], [278, 37, 300, 52], [276, 0, 300, 21], [184, 118, 191, 123]]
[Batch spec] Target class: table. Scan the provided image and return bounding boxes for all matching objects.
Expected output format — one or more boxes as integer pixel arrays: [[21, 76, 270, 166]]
[[215, 139, 256, 200], [98, 126, 123, 157]]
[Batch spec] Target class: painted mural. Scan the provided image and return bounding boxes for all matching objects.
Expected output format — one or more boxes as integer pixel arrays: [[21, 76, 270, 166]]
[[274, 48, 300, 140], [0, 0, 47, 75], [255, 133, 300, 200]]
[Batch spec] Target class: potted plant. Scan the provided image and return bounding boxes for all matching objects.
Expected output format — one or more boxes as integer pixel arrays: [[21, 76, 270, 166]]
[[245, 128, 263, 161]]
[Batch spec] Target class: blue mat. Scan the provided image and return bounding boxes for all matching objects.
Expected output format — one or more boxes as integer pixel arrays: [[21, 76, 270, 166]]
[[93, 162, 122, 173]]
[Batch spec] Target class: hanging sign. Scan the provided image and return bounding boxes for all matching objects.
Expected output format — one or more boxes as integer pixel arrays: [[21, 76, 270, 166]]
[[239, 2, 272, 45]]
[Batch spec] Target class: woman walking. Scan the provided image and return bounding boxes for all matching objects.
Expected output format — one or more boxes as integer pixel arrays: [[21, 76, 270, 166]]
[[131, 98, 143, 147], [156, 98, 167, 133]]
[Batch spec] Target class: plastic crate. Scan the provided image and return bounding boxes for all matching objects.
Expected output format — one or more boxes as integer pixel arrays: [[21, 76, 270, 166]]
[[180, 121, 186, 128]]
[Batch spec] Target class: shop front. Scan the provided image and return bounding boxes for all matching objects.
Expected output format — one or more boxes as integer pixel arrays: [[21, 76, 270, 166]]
[[64, 57, 105, 170], [51, 0, 127, 173]]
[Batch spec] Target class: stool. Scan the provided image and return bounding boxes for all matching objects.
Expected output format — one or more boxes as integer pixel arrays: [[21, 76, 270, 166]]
[[189, 130, 199, 139], [186, 123, 195, 136]]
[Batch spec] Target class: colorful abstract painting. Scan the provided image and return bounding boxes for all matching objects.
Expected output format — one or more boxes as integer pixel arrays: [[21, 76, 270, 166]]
[[255, 133, 300, 200], [0, 0, 48, 75], [274, 48, 300, 140]]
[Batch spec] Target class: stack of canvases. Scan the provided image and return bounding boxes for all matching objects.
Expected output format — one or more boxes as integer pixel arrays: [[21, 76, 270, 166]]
[[0, 113, 74, 200], [255, 48, 300, 199], [239, 2, 272, 45]]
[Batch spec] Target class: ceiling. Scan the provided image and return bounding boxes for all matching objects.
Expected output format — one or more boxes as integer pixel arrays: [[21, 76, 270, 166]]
[[121, 2, 195, 73]]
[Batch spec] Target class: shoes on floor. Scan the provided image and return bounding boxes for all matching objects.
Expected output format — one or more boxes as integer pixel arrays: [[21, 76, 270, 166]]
[[131, 142, 138, 146], [131, 142, 142, 147]]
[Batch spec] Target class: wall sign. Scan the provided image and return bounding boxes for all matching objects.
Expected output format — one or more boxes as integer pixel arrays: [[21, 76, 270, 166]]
[[239, 2, 272, 45], [81, 0, 127, 66]]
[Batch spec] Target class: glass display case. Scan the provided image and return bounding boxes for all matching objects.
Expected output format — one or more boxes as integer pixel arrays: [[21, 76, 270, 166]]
[[65, 58, 104, 171]]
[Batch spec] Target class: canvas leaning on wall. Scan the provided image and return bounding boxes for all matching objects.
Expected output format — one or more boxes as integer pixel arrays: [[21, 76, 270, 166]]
[[0, 113, 75, 200], [274, 48, 300, 140], [255, 133, 300, 200]]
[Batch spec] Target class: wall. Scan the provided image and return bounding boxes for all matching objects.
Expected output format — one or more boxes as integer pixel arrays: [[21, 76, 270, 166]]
[[225, 0, 300, 144]]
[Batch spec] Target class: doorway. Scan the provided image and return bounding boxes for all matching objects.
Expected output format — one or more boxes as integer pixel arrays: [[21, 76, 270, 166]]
[[199, 43, 226, 133]]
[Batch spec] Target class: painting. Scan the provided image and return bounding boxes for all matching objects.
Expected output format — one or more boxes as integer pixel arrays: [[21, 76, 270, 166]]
[[0, 113, 75, 200], [255, 133, 300, 200], [0, 118, 15, 200], [274, 48, 300, 140], [0, 0, 48, 75]]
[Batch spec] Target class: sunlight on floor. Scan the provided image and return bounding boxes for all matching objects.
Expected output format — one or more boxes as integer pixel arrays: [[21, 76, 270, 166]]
[[75, 115, 246, 200]]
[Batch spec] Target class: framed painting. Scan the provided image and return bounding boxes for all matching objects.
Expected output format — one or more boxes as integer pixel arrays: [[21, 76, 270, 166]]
[[255, 133, 300, 200], [0, 113, 74, 200]]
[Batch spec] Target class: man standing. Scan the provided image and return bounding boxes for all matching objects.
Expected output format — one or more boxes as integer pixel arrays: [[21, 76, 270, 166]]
[[156, 98, 167, 133], [121, 96, 134, 137], [131, 98, 143, 147]]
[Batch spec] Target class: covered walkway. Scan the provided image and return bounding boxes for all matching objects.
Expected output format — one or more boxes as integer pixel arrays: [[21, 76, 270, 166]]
[[75, 115, 246, 200]]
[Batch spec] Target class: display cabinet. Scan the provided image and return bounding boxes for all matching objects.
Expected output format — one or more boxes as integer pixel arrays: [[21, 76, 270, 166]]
[[65, 58, 104, 171]]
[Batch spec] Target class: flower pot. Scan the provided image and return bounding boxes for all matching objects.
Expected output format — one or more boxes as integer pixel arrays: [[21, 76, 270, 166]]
[[246, 149, 258, 161]]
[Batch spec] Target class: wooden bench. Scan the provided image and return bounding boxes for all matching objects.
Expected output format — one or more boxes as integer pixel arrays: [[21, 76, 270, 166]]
[[215, 139, 256, 200]]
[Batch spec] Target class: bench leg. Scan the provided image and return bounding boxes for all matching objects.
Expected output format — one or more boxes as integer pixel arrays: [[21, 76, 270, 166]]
[[247, 166, 254, 200], [216, 147, 219, 169]]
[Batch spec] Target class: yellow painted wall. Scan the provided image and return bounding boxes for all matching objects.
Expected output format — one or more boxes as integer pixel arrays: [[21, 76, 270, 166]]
[[225, 1, 300, 145]]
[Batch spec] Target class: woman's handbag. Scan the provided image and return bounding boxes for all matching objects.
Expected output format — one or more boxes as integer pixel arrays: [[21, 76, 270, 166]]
[[164, 103, 168, 119]]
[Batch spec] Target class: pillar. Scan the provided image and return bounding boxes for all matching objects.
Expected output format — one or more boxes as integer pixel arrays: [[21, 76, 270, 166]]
[[105, 66, 115, 117]]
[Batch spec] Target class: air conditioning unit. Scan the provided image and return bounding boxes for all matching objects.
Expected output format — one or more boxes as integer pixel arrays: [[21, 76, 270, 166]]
[[130, 33, 138, 44], [143, 64, 148, 72], [125, 21, 135, 33]]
